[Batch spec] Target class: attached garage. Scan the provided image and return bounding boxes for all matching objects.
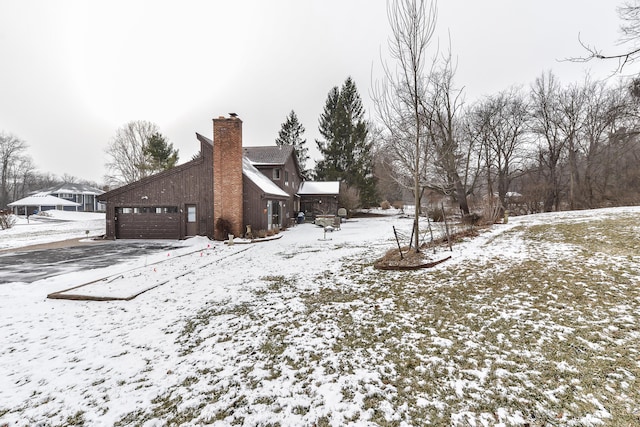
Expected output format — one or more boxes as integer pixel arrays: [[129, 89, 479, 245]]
[[98, 132, 214, 241], [115, 207, 181, 239]]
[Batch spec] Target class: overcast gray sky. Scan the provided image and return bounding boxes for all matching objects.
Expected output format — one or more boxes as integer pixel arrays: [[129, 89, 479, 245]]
[[0, 1, 632, 184]]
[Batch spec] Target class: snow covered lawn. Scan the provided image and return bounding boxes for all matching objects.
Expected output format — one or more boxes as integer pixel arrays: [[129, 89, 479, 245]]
[[1, 207, 640, 426], [0, 211, 106, 251]]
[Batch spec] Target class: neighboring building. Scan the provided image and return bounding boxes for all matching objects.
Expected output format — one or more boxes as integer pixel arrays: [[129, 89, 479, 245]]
[[8, 194, 81, 215], [14, 183, 105, 213], [298, 181, 341, 219], [98, 115, 324, 240]]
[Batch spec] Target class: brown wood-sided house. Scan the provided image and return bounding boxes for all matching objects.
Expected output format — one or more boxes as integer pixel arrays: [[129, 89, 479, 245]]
[[98, 115, 321, 240]]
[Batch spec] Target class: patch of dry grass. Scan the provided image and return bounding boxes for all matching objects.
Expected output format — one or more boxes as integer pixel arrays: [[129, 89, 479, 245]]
[[114, 210, 640, 426]]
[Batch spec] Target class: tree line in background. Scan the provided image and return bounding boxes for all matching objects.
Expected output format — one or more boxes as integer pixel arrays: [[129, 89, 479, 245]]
[[375, 69, 640, 215], [0, 120, 179, 209], [370, 0, 640, 228], [0, 131, 98, 209], [3, 0, 639, 218]]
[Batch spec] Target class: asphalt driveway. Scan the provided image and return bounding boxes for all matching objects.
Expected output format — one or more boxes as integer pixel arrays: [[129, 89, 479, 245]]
[[0, 240, 184, 284]]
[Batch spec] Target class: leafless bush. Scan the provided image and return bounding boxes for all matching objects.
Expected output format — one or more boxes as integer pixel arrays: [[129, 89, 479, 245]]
[[392, 201, 404, 210], [215, 218, 233, 237], [461, 212, 483, 226], [339, 185, 360, 213], [0, 210, 16, 230], [428, 208, 445, 222]]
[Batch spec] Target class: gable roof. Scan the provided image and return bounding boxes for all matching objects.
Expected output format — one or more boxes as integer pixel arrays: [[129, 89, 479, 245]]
[[196, 132, 213, 147], [242, 157, 289, 198], [298, 181, 340, 195], [98, 156, 205, 200], [8, 194, 81, 207], [243, 145, 294, 166], [38, 183, 104, 196]]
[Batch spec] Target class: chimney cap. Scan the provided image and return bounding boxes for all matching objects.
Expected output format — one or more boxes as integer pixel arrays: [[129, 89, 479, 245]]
[[229, 112, 238, 118]]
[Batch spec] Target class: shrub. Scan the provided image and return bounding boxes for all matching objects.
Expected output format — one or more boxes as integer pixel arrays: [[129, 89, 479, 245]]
[[0, 211, 16, 230], [215, 218, 233, 237], [339, 184, 360, 212], [462, 212, 483, 226], [428, 208, 445, 222]]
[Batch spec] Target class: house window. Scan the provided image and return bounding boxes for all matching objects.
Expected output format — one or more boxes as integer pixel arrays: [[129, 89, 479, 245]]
[[285, 171, 289, 186], [273, 168, 281, 180], [117, 206, 178, 214], [187, 205, 196, 222]]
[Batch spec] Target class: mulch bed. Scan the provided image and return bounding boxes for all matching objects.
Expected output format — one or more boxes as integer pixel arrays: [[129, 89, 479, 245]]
[[373, 247, 451, 270], [373, 226, 482, 270]]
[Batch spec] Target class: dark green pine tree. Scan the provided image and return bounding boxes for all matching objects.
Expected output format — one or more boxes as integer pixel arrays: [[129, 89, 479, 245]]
[[143, 132, 179, 173], [275, 110, 309, 176], [315, 77, 377, 207]]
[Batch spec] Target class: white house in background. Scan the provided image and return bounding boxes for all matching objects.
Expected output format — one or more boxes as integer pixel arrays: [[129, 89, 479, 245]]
[[8, 194, 81, 215], [34, 183, 105, 212]]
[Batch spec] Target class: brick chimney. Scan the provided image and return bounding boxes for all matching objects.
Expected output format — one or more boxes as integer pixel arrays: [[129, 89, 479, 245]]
[[212, 115, 243, 240]]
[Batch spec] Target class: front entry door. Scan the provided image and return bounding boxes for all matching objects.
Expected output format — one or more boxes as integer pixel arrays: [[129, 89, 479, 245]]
[[186, 205, 197, 236], [267, 201, 280, 230]]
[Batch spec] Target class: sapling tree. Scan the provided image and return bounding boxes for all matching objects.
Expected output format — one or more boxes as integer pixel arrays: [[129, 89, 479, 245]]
[[372, 0, 437, 251]]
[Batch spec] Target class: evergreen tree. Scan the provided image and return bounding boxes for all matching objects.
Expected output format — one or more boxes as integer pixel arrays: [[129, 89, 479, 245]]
[[315, 77, 377, 207], [275, 110, 309, 175], [143, 132, 179, 173]]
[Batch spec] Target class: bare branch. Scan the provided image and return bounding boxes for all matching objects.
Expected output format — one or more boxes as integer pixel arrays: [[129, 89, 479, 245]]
[[565, 1, 640, 73]]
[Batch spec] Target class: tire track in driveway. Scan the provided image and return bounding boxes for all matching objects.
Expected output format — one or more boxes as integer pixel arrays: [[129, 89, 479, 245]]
[[0, 241, 185, 285], [47, 244, 257, 301]]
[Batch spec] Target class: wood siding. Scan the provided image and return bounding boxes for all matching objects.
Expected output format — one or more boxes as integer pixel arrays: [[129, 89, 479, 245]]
[[99, 139, 213, 240], [300, 194, 339, 220], [252, 155, 302, 224], [243, 175, 289, 233]]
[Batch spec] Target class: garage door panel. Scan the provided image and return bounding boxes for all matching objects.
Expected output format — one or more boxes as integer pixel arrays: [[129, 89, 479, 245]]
[[116, 213, 180, 239]]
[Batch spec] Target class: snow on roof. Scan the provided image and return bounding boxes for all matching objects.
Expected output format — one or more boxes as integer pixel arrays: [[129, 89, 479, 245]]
[[8, 194, 81, 207], [242, 157, 289, 198], [297, 181, 340, 195], [39, 183, 104, 195]]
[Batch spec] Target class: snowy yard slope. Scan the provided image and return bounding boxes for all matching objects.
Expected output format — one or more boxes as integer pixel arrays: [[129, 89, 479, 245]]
[[1, 207, 640, 426], [0, 211, 106, 251]]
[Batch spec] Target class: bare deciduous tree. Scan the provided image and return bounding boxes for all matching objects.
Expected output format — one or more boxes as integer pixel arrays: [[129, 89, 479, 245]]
[[10, 155, 35, 203], [104, 120, 160, 186], [372, 0, 437, 251], [0, 132, 28, 208], [466, 87, 529, 212], [422, 50, 474, 215], [557, 80, 588, 210], [579, 80, 639, 206], [529, 71, 569, 212]]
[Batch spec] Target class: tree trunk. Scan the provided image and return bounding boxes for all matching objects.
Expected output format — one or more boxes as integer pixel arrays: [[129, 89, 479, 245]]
[[454, 178, 470, 215]]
